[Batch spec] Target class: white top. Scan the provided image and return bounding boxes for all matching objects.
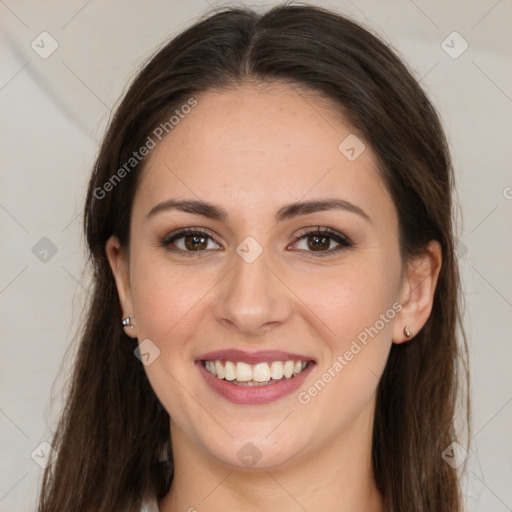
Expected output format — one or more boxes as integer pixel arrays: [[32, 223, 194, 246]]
[[140, 494, 159, 512]]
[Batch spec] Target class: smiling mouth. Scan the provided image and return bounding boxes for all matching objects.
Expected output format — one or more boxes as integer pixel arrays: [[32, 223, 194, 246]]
[[201, 359, 314, 386]]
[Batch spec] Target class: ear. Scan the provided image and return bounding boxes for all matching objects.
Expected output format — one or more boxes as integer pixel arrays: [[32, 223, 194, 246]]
[[105, 235, 137, 338], [393, 240, 442, 344]]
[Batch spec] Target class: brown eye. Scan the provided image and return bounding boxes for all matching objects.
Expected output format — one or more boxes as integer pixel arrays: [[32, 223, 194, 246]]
[[162, 229, 221, 254], [290, 227, 353, 257], [184, 234, 209, 251], [307, 234, 331, 251]]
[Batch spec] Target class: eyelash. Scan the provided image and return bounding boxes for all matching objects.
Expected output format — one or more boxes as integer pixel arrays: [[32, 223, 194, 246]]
[[160, 227, 354, 258]]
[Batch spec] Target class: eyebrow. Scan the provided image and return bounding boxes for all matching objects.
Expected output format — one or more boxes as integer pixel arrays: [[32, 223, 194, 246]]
[[146, 198, 370, 223]]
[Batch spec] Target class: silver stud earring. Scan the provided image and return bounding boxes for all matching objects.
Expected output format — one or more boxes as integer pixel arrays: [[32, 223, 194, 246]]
[[403, 325, 411, 338], [122, 315, 134, 328]]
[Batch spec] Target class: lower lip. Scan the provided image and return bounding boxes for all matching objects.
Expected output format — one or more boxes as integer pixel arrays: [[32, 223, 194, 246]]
[[196, 361, 315, 405]]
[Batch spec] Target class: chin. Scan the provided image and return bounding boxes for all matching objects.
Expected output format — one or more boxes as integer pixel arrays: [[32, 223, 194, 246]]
[[197, 423, 313, 471]]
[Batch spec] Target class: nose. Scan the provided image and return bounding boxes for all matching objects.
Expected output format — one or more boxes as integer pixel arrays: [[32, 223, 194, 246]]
[[212, 248, 294, 337]]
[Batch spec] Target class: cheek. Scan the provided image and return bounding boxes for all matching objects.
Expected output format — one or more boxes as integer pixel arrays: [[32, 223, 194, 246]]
[[295, 261, 399, 348], [290, 265, 399, 432], [128, 256, 218, 425], [130, 255, 213, 347]]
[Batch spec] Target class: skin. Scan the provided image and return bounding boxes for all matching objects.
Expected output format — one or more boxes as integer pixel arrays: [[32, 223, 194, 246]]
[[106, 82, 441, 512]]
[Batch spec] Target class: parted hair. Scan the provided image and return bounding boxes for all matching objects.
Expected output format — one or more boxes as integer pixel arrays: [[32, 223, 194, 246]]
[[39, 4, 469, 511]]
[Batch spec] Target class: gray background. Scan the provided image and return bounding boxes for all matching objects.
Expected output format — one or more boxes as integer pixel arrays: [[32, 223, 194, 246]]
[[1, 1, 511, 510]]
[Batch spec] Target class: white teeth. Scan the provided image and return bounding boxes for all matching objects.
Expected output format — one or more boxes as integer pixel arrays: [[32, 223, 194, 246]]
[[235, 362, 253, 382], [204, 359, 310, 383], [215, 360, 225, 379], [224, 361, 236, 381], [206, 360, 217, 376], [283, 360, 294, 378], [253, 362, 271, 382], [270, 361, 284, 379]]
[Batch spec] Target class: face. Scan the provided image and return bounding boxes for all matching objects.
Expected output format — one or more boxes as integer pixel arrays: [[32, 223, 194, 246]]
[[108, 82, 418, 470]]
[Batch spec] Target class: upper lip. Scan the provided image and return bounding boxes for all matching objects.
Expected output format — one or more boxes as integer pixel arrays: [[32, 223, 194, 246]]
[[196, 349, 316, 364]]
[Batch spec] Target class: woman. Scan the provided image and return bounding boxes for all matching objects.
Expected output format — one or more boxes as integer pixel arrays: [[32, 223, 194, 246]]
[[39, 4, 469, 511]]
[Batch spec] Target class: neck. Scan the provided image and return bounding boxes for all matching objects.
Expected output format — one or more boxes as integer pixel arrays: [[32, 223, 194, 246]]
[[159, 404, 385, 512]]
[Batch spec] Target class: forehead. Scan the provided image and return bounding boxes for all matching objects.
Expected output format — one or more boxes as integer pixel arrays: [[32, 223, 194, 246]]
[[133, 82, 394, 224]]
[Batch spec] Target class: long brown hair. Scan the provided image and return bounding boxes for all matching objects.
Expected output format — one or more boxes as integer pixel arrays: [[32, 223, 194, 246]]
[[39, 4, 469, 511]]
